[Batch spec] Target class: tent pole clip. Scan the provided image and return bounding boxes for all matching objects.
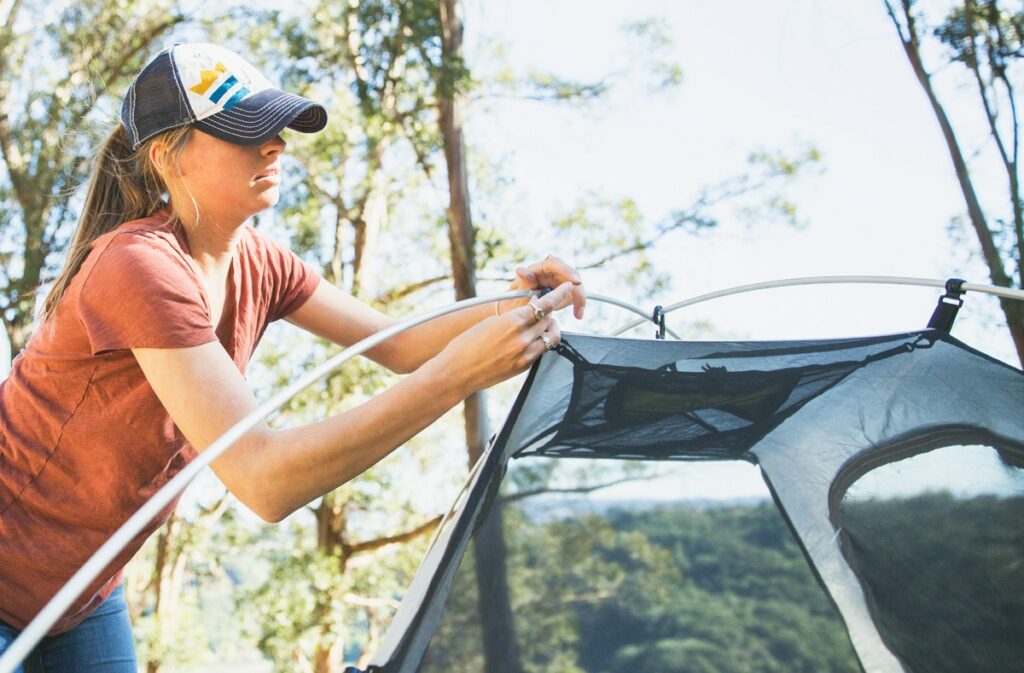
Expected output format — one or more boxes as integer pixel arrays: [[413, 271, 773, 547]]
[[653, 305, 666, 340], [927, 278, 967, 333]]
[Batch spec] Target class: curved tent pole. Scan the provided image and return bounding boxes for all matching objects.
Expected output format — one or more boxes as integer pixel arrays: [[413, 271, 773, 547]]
[[610, 275, 1024, 336], [0, 289, 659, 673], [589, 292, 682, 339]]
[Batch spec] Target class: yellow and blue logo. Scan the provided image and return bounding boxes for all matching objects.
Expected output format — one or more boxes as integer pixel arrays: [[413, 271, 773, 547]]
[[189, 62, 250, 110]]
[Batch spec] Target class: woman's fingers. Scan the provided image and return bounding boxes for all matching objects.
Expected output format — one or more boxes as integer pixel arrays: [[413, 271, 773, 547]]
[[538, 255, 581, 284], [515, 266, 538, 287], [544, 319, 562, 349], [519, 257, 586, 320], [517, 282, 573, 324], [569, 280, 586, 320]]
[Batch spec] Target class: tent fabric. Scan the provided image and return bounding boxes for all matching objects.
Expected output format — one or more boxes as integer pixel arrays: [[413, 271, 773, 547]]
[[361, 330, 1024, 673]]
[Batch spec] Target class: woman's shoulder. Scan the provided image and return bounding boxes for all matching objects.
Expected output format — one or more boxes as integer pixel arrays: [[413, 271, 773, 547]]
[[90, 208, 185, 257], [83, 208, 197, 281], [69, 208, 201, 309]]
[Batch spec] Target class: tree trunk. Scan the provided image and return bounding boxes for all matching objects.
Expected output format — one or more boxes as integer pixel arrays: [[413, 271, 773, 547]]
[[313, 491, 347, 673], [146, 511, 187, 673], [437, 1, 522, 671], [887, 0, 1024, 365], [351, 155, 389, 301]]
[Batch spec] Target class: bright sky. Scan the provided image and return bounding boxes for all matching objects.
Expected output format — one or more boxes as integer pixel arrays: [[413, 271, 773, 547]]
[[467, 0, 1019, 364]]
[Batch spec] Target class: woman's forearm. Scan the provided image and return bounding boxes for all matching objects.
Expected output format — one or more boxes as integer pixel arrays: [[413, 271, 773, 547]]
[[244, 355, 468, 521], [390, 297, 529, 373]]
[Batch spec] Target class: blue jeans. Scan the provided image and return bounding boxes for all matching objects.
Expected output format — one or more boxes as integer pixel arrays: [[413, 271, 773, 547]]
[[0, 584, 137, 673]]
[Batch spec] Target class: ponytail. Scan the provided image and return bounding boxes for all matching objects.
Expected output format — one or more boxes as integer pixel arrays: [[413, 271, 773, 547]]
[[40, 123, 192, 324]]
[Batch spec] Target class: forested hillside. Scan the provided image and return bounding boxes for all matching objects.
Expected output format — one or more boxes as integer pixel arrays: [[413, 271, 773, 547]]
[[423, 499, 861, 673], [840, 492, 1024, 673], [422, 492, 1024, 673]]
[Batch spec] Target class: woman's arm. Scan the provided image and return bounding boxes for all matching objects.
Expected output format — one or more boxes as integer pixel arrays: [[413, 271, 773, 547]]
[[133, 282, 572, 523], [286, 256, 586, 374]]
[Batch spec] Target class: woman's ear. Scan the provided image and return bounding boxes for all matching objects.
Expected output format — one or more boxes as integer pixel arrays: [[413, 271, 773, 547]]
[[148, 141, 175, 178]]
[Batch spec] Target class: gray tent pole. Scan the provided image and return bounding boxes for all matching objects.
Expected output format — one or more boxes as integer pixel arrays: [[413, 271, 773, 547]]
[[610, 275, 1024, 336]]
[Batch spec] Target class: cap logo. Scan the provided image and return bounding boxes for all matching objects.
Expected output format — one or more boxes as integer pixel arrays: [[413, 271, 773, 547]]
[[189, 61, 250, 110]]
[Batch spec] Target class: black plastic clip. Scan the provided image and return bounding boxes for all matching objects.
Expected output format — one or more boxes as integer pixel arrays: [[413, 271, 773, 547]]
[[653, 305, 666, 340], [927, 278, 966, 333]]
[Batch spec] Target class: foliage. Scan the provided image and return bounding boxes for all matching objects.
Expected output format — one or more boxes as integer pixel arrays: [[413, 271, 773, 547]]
[[424, 480, 1024, 673]]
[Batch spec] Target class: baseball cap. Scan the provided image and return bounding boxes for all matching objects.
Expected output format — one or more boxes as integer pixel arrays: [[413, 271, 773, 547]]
[[121, 43, 327, 150]]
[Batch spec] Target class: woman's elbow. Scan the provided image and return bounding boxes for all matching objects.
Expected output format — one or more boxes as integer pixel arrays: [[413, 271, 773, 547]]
[[214, 432, 296, 523], [254, 503, 291, 524], [226, 488, 289, 523]]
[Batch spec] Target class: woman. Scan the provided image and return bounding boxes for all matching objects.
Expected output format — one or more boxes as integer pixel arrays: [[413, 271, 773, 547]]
[[0, 43, 585, 671]]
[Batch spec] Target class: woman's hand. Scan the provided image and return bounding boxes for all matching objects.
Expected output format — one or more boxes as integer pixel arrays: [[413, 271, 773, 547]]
[[439, 281, 575, 396], [499, 255, 587, 320]]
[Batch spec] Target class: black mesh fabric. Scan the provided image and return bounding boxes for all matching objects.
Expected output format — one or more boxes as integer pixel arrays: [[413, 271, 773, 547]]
[[125, 51, 194, 149], [515, 333, 946, 461]]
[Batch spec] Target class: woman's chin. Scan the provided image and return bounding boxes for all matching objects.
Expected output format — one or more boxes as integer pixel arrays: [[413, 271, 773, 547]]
[[253, 189, 281, 210]]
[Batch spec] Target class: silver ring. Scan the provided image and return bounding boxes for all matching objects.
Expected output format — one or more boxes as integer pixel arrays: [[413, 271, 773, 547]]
[[540, 333, 555, 351], [529, 301, 548, 323]]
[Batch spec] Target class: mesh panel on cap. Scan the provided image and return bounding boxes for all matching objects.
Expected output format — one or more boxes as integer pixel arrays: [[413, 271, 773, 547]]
[[130, 51, 195, 148]]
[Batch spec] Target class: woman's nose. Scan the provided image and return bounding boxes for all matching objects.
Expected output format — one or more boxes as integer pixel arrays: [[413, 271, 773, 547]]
[[261, 135, 287, 156]]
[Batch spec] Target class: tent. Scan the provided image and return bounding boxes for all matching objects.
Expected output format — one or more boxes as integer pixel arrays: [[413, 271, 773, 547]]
[[358, 325, 1024, 672]]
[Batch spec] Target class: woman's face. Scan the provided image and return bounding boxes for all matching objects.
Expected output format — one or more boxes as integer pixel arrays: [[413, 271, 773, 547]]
[[158, 129, 286, 226]]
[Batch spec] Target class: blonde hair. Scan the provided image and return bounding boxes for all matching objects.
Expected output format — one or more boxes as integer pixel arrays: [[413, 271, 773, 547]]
[[41, 124, 193, 323]]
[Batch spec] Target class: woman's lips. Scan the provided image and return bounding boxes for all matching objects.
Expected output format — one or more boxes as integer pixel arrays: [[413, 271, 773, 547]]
[[254, 167, 280, 184]]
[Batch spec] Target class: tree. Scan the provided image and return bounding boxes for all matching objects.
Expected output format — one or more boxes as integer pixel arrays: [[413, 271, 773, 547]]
[[126, 495, 232, 673], [0, 0, 185, 355], [433, 3, 524, 672], [884, 0, 1024, 364]]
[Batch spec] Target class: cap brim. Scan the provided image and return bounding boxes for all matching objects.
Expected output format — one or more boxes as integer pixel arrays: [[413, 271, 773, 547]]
[[194, 89, 327, 146]]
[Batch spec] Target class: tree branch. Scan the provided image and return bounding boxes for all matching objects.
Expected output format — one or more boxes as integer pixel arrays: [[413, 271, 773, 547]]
[[374, 273, 451, 304], [964, 0, 1013, 175], [56, 12, 185, 141], [344, 514, 442, 556], [343, 0, 372, 104], [1, 0, 22, 33], [341, 592, 401, 610]]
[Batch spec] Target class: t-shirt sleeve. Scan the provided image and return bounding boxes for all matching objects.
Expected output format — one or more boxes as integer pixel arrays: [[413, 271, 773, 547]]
[[256, 230, 321, 322], [77, 232, 218, 355]]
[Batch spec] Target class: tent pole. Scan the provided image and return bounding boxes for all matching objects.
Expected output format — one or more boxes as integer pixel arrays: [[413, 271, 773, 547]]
[[611, 275, 1024, 336]]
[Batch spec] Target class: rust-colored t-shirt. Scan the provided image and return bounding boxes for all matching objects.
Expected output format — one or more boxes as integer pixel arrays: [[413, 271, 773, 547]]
[[0, 209, 320, 633]]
